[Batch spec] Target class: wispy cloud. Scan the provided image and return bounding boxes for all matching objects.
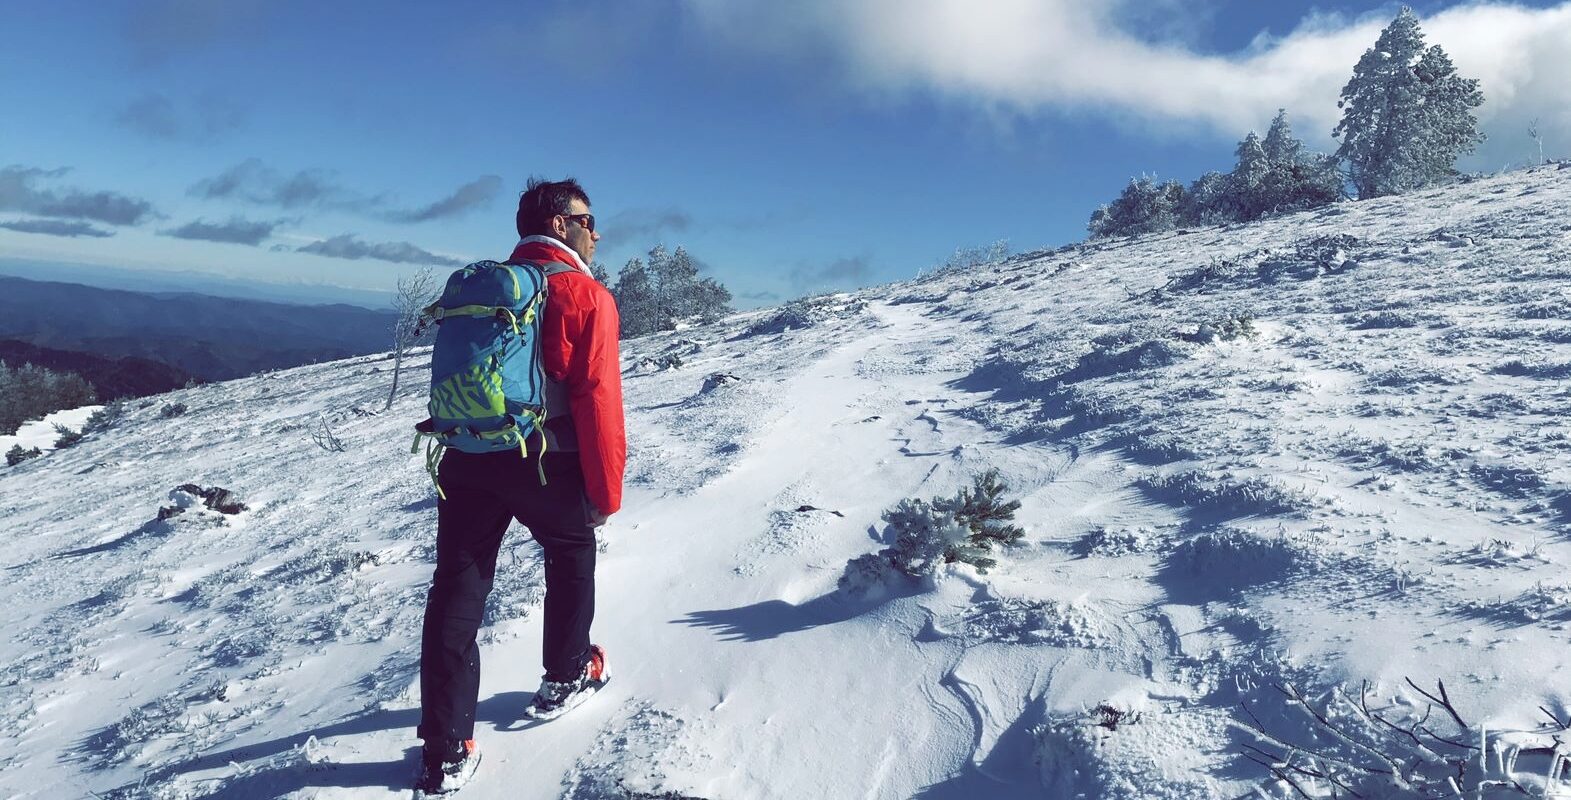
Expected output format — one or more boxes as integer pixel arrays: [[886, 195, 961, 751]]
[[605, 207, 693, 243], [388, 175, 503, 222], [191, 160, 504, 221], [297, 233, 462, 267], [190, 159, 360, 210], [0, 166, 156, 226], [116, 91, 245, 141], [685, 1, 1571, 160], [789, 255, 873, 292], [161, 216, 286, 246], [0, 218, 115, 238]]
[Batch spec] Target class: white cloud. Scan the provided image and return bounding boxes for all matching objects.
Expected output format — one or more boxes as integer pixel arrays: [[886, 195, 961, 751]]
[[684, 0, 1571, 162]]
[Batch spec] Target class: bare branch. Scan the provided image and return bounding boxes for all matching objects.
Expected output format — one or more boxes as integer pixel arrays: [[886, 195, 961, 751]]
[[1403, 678, 1469, 730]]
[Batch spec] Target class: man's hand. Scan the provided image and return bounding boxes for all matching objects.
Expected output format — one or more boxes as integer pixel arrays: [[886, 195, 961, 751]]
[[588, 506, 610, 528]]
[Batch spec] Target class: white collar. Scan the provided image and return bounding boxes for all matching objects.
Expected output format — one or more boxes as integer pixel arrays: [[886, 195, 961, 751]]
[[517, 235, 590, 274]]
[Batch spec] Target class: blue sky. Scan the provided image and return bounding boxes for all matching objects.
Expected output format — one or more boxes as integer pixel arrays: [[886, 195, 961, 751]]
[[2, 1, 1567, 308]]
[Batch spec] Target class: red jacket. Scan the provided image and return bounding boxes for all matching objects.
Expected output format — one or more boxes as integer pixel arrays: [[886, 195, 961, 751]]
[[508, 237, 625, 515]]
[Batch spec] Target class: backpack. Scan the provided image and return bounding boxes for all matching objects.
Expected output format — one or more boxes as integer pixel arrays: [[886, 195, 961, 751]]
[[412, 259, 572, 496]]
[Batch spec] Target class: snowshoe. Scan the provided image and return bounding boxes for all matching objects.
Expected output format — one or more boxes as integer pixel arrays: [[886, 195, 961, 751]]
[[523, 644, 609, 721], [413, 738, 480, 797]]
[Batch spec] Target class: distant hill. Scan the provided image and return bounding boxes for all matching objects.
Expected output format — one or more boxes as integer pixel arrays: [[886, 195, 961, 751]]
[[0, 339, 195, 400], [0, 276, 398, 381]]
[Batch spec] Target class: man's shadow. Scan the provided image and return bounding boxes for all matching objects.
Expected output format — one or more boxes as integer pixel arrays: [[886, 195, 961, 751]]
[[109, 691, 535, 797]]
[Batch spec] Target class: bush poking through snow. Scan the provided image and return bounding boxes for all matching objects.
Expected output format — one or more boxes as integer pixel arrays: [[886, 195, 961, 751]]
[[81, 400, 127, 434], [840, 471, 1027, 592], [1137, 470, 1319, 517], [160, 402, 187, 418], [6, 444, 42, 466], [51, 423, 83, 449], [743, 293, 869, 337]]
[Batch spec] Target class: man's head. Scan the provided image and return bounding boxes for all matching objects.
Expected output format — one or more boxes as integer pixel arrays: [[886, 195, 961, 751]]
[[516, 177, 598, 266]]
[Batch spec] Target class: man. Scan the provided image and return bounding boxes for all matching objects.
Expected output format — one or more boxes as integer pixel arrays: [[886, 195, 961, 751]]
[[415, 177, 626, 796]]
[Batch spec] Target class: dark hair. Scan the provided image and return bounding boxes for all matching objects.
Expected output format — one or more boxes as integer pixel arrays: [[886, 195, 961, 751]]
[[515, 177, 591, 239]]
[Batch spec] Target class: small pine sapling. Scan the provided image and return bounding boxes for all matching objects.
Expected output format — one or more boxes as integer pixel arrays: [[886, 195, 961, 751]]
[[882, 470, 1027, 577], [52, 424, 84, 448], [884, 498, 970, 577], [6, 444, 42, 466], [935, 469, 1026, 555]]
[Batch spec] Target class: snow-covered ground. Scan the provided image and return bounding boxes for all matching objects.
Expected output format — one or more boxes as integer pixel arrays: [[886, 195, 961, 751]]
[[1, 405, 102, 454], [3, 164, 1570, 799]]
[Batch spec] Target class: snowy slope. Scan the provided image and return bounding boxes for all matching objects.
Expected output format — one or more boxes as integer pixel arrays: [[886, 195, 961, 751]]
[[2, 164, 1570, 799]]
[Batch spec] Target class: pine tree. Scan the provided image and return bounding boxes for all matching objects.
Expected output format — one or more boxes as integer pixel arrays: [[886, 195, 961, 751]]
[[1228, 132, 1272, 220], [1179, 171, 1233, 226], [1333, 7, 1483, 199], [612, 257, 659, 338], [1087, 176, 1183, 238], [1260, 110, 1346, 214]]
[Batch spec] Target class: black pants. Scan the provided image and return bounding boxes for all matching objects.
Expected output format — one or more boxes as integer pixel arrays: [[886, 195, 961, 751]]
[[417, 450, 597, 744]]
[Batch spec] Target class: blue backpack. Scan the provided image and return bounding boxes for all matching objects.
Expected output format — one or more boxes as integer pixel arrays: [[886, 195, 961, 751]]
[[412, 259, 568, 496]]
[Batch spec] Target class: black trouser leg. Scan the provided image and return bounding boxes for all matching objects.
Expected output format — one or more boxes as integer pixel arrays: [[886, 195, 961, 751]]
[[417, 488, 512, 744], [536, 526, 597, 681]]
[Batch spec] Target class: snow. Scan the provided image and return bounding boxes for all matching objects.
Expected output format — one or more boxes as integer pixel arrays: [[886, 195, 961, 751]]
[[3, 165, 1571, 798], [0, 404, 102, 453]]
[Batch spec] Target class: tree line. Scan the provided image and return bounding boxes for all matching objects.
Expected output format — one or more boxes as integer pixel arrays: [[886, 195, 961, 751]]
[[0, 361, 96, 436], [1089, 7, 1485, 239]]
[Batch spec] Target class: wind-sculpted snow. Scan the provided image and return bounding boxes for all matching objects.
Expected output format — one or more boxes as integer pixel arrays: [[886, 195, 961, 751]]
[[3, 165, 1571, 798]]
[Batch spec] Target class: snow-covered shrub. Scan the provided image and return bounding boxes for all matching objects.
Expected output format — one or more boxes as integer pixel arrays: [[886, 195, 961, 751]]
[[843, 471, 1028, 588], [1058, 337, 1194, 384], [1180, 313, 1256, 343], [742, 293, 868, 337], [6, 444, 41, 466], [1170, 526, 1318, 581], [934, 239, 1012, 271], [1492, 358, 1571, 380], [1258, 233, 1361, 282], [160, 402, 187, 418], [1072, 525, 1174, 557], [699, 372, 741, 393], [1470, 461, 1547, 498], [955, 597, 1111, 647], [1137, 470, 1319, 517], [1346, 310, 1421, 330], [51, 423, 83, 449], [81, 399, 127, 434], [883, 497, 972, 577], [837, 552, 902, 598]]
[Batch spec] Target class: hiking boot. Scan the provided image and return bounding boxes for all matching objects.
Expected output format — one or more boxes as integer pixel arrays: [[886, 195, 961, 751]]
[[414, 738, 480, 797], [524, 644, 609, 721]]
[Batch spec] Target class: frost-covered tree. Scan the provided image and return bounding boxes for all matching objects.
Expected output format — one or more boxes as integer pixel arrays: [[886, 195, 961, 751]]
[[1178, 171, 1232, 226], [612, 257, 660, 338], [386, 268, 439, 411], [1227, 132, 1272, 220], [590, 262, 611, 286], [1088, 176, 1184, 239], [0, 361, 96, 435], [613, 245, 733, 337], [1258, 110, 1345, 215], [1333, 7, 1484, 199]]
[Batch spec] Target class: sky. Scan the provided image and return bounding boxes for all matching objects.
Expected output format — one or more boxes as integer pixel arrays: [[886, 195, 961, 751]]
[[1, 0, 1567, 308]]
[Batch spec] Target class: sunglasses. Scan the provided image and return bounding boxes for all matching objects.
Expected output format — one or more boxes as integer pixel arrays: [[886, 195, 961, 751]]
[[560, 212, 596, 233]]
